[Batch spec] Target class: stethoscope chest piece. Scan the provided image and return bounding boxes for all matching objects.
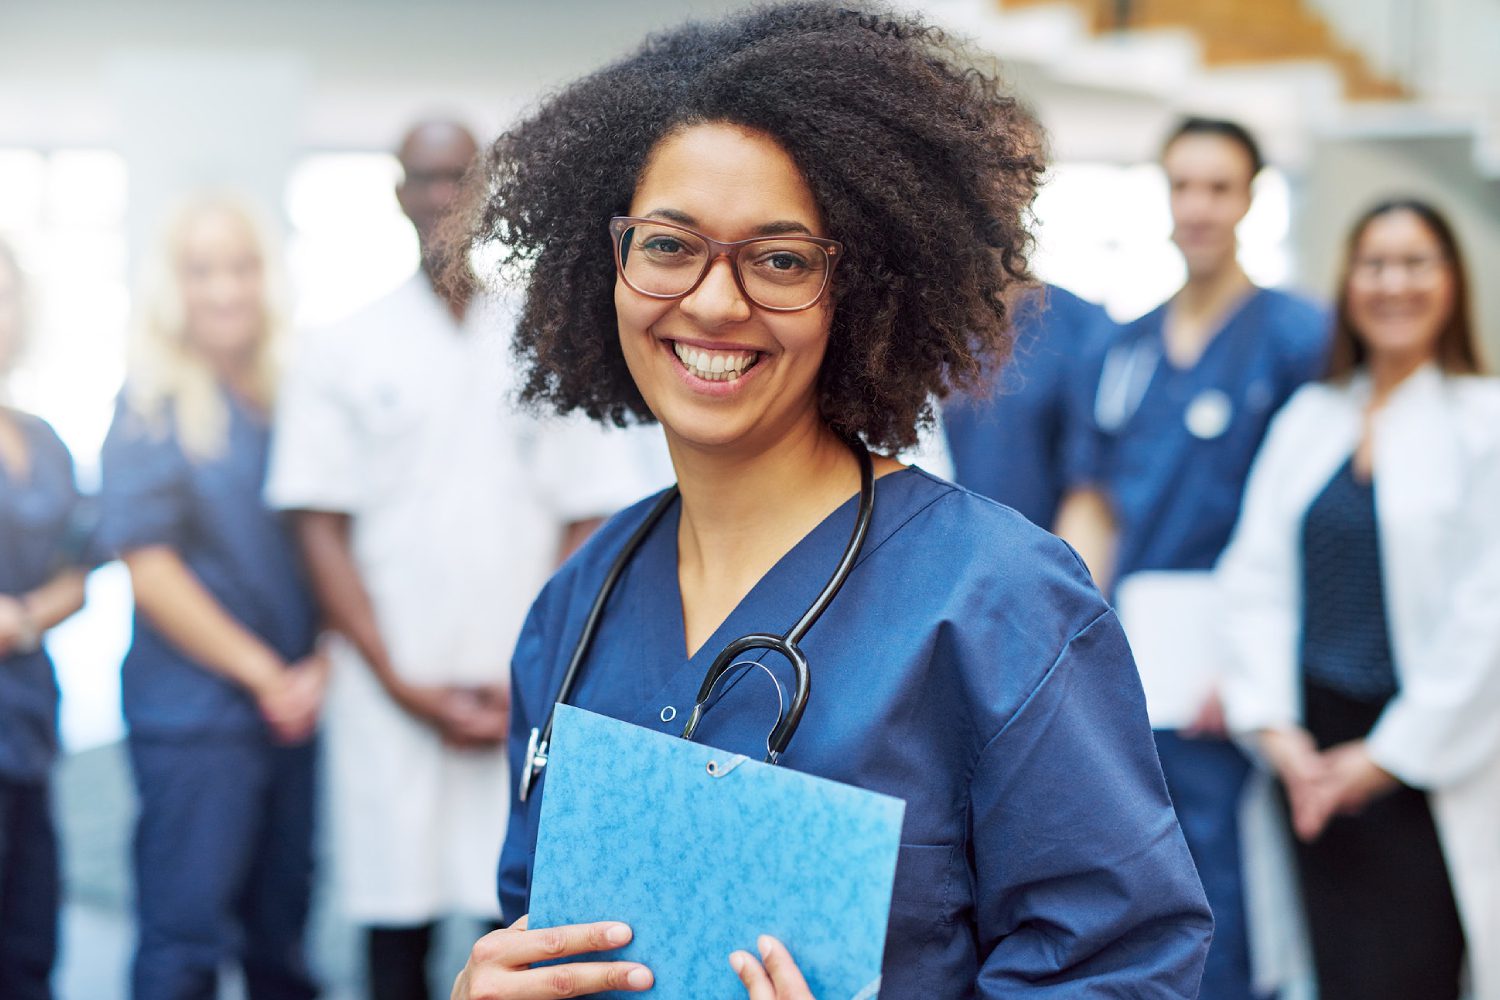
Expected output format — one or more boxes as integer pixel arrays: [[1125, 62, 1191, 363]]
[[1184, 388, 1233, 440]]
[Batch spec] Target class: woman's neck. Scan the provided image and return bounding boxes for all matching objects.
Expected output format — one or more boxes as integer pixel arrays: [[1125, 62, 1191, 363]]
[[197, 346, 263, 407], [672, 417, 858, 570], [1368, 349, 1433, 408], [666, 413, 873, 656]]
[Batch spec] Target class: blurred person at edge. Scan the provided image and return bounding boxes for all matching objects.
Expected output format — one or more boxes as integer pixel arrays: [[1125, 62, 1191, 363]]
[[266, 121, 652, 1000], [98, 196, 326, 1000], [1219, 198, 1500, 1000], [0, 239, 94, 1000], [1054, 116, 1329, 1000], [943, 283, 1115, 527]]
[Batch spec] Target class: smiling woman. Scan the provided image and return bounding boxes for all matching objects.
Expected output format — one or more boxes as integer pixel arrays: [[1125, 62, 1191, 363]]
[[1221, 199, 1500, 999], [449, 4, 1213, 999]]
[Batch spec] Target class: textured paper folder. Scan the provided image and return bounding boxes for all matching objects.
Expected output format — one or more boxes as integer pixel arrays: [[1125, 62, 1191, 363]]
[[529, 705, 905, 1000]]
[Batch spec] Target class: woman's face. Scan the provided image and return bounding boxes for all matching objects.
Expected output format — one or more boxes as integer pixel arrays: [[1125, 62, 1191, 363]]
[[176, 208, 266, 363], [1345, 209, 1455, 367], [616, 122, 834, 456], [0, 256, 21, 374]]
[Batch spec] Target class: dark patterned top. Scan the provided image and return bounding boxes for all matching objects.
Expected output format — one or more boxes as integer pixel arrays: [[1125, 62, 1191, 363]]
[[1299, 456, 1400, 701]]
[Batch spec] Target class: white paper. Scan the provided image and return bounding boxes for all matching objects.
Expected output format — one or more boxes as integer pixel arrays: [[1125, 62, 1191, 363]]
[[1114, 570, 1229, 730]]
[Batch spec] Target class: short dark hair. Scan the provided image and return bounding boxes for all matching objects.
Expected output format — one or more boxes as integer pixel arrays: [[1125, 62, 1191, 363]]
[[458, 2, 1044, 451], [1328, 197, 1482, 379], [1163, 116, 1264, 180]]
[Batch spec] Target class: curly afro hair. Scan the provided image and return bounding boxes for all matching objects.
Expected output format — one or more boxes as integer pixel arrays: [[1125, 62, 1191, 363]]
[[462, 1, 1044, 452]]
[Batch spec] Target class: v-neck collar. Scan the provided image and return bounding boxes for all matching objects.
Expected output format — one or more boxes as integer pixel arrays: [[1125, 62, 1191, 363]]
[[611, 467, 934, 734], [1156, 285, 1267, 376]]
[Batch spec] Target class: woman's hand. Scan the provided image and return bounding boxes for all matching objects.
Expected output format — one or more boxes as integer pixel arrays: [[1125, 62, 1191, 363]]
[[1259, 726, 1336, 841], [1318, 740, 1399, 817], [731, 935, 815, 1000], [451, 914, 653, 999]]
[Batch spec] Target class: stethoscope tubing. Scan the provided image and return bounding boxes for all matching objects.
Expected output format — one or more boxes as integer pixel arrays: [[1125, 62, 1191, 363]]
[[519, 440, 875, 801]]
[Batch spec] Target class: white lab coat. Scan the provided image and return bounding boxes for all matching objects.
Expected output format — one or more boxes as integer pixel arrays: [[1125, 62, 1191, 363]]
[[1218, 363, 1500, 999], [267, 276, 653, 922]]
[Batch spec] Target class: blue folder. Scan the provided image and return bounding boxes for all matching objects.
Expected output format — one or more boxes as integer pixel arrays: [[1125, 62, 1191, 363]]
[[529, 705, 906, 1000]]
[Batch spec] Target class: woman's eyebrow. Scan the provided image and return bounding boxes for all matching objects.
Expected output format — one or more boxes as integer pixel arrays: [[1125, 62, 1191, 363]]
[[641, 209, 814, 237]]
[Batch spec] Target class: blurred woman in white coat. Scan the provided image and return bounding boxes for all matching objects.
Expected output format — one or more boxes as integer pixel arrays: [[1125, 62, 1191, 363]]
[[1219, 197, 1499, 1000]]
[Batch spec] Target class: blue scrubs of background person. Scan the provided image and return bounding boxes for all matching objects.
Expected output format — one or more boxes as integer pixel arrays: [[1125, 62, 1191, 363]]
[[501, 470, 1215, 996], [99, 196, 324, 1000], [943, 283, 1114, 527], [1057, 118, 1329, 1000], [100, 390, 321, 1000], [0, 413, 92, 1000], [1069, 288, 1326, 1000], [101, 390, 320, 1000]]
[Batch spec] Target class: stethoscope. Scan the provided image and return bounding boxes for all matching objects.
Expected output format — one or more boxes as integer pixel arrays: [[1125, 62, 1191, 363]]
[[519, 442, 876, 802]]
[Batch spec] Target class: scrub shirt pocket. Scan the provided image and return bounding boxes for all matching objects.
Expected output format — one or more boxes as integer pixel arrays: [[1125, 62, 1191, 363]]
[[885, 842, 967, 981]]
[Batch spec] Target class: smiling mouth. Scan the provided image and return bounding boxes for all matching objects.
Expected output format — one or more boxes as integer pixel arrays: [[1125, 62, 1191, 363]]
[[670, 341, 764, 382]]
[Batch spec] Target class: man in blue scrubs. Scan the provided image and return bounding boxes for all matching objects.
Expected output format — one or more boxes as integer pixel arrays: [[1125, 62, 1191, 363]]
[[943, 283, 1113, 526], [1056, 118, 1328, 1000]]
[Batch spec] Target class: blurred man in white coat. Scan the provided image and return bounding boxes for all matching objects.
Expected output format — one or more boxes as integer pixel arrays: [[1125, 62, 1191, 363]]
[[267, 120, 649, 1000]]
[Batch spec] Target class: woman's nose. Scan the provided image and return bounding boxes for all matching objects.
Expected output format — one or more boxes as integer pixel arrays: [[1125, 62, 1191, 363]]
[[679, 256, 752, 326]]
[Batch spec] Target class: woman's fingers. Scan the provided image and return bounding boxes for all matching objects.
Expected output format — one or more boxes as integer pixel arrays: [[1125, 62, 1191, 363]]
[[731, 950, 776, 1000], [757, 936, 814, 998], [463, 961, 652, 999], [455, 918, 651, 1000], [730, 937, 814, 1000], [480, 920, 635, 967]]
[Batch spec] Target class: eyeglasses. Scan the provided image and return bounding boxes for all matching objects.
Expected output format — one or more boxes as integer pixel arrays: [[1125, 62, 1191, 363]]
[[609, 216, 842, 313], [1350, 253, 1448, 286]]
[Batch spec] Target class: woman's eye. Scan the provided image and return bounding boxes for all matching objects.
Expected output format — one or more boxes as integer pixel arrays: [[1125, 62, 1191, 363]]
[[640, 237, 685, 255], [758, 251, 810, 272]]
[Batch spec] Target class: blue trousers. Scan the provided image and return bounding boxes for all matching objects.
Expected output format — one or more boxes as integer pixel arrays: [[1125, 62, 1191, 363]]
[[1155, 731, 1261, 1000], [128, 734, 317, 1000], [0, 776, 59, 1000]]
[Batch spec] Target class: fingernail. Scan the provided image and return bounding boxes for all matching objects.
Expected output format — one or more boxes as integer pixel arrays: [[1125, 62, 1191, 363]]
[[627, 966, 653, 989], [607, 923, 632, 946], [758, 935, 774, 960], [730, 952, 746, 973]]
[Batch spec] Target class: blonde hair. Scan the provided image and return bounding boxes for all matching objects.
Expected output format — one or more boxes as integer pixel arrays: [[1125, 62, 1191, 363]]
[[127, 193, 286, 462], [0, 236, 27, 397]]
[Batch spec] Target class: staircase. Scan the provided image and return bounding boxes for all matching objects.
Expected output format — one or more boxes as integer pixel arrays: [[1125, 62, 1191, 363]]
[[911, 0, 1499, 179], [998, 0, 1405, 99]]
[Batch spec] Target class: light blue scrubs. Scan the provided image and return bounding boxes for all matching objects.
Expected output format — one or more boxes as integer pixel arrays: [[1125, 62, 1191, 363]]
[[0, 413, 92, 1000], [943, 284, 1114, 527], [1065, 286, 1329, 1000], [98, 391, 318, 1000], [501, 469, 1213, 997]]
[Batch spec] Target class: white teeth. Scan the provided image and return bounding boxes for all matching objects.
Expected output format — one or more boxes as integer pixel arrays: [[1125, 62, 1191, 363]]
[[672, 342, 759, 381]]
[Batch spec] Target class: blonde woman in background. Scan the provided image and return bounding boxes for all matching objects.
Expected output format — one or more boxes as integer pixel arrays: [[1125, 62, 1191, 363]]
[[1220, 198, 1500, 999], [1, 239, 94, 1000], [98, 196, 326, 1000]]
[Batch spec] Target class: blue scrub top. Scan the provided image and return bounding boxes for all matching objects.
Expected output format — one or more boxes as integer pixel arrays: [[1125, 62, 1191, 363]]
[[501, 469, 1212, 995], [98, 390, 317, 737], [0, 413, 92, 781], [943, 284, 1114, 527], [1066, 286, 1327, 584]]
